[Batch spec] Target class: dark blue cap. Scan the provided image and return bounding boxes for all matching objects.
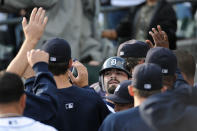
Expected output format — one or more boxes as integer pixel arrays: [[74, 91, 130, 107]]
[[42, 38, 71, 63], [106, 80, 134, 104], [118, 40, 150, 58], [132, 63, 162, 91], [145, 47, 177, 76]]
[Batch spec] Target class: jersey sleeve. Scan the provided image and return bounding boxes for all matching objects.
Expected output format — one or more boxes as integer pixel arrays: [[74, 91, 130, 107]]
[[24, 62, 58, 126]]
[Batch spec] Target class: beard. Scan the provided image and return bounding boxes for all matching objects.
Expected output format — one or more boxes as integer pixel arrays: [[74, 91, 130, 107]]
[[106, 78, 120, 94], [107, 85, 117, 94]]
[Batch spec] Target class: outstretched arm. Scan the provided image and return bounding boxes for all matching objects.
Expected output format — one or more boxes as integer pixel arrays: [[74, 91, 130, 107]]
[[6, 7, 48, 76]]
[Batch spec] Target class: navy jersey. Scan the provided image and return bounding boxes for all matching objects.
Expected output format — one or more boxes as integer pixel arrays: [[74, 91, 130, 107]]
[[55, 86, 110, 131], [140, 86, 197, 131], [24, 62, 58, 127], [24, 62, 110, 131], [174, 68, 189, 88], [99, 107, 153, 131]]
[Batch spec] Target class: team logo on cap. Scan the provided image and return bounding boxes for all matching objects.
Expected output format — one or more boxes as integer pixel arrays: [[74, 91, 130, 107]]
[[50, 57, 57, 62], [120, 51, 124, 56], [144, 84, 151, 89], [111, 59, 117, 66], [162, 69, 168, 74]]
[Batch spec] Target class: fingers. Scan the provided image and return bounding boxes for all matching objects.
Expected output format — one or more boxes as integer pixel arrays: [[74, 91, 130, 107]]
[[23, 7, 48, 42], [157, 25, 163, 34], [162, 31, 168, 41], [29, 7, 46, 24], [152, 28, 162, 40], [162, 31, 169, 48], [70, 61, 89, 87], [68, 70, 76, 83], [29, 8, 37, 23], [149, 31, 156, 40], [26, 49, 49, 67], [42, 16, 48, 27], [35, 7, 43, 22], [149, 31, 159, 44], [145, 40, 154, 48], [72, 61, 87, 75], [39, 9, 45, 24], [22, 17, 27, 29]]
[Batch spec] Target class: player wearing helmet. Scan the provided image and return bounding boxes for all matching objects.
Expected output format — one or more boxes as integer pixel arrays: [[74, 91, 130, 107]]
[[99, 56, 131, 95], [97, 57, 131, 112]]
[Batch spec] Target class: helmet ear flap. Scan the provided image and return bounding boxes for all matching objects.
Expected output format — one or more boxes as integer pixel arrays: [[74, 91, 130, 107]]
[[99, 74, 105, 92]]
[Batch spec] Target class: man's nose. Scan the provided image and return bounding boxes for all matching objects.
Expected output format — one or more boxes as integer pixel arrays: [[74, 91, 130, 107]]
[[110, 72, 117, 78]]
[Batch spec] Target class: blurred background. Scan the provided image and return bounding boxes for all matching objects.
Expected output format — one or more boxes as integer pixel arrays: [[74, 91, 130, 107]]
[[0, 0, 196, 85]]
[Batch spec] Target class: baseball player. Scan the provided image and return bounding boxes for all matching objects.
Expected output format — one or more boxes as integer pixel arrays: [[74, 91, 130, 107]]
[[117, 39, 150, 74], [98, 56, 131, 112], [140, 84, 197, 131], [99, 63, 163, 131], [7, 7, 110, 131], [0, 71, 57, 131]]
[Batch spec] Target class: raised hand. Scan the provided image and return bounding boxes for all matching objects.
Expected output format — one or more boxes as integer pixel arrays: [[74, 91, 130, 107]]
[[68, 61, 88, 87], [22, 7, 48, 43], [27, 49, 49, 67], [146, 25, 169, 49], [6, 7, 48, 76]]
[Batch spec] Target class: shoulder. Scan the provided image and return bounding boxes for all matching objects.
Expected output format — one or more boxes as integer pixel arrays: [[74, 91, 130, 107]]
[[24, 117, 57, 130], [107, 108, 138, 124], [0, 117, 57, 131], [59, 85, 102, 101], [100, 108, 138, 130]]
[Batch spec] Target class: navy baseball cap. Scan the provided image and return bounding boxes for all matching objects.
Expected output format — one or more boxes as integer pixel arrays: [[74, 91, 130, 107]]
[[42, 38, 71, 63], [106, 80, 134, 104], [145, 47, 177, 76], [117, 40, 150, 58], [132, 63, 162, 91]]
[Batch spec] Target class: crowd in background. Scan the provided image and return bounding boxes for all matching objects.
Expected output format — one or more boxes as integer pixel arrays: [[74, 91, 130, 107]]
[[0, 0, 197, 131]]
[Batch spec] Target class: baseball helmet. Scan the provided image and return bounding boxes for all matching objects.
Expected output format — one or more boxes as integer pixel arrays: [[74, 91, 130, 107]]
[[99, 56, 131, 77]]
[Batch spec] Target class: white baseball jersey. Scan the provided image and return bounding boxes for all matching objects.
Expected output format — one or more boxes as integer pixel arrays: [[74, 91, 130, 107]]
[[0, 116, 57, 131]]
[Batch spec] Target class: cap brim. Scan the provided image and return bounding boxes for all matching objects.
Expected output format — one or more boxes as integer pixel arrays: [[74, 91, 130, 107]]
[[106, 94, 132, 104]]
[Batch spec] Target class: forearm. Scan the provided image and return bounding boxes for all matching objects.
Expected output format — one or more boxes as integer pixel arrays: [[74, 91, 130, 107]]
[[32, 62, 57, 95], [7, 7, 48, 76], [6, 38, 38, 76], [22, 65, 35, 80]]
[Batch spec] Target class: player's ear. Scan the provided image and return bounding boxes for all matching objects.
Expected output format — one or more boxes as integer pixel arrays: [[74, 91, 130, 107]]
[[161, 85, 168, 92], [19, 94, 26, 113], [128, 85, 134, 96], [68, 59, 73, 68]]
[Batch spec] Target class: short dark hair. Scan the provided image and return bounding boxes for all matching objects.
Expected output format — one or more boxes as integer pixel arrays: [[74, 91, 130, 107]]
[[132, 88, 161, 98], [0, 71, 24, 103], [48, 61, 69, 76], [124, 57, 145, 72], [162, 75, 176, 90], [174, 50, 196, 79]]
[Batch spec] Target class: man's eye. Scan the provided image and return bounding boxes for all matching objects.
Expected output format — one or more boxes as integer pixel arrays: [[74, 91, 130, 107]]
[[116, 72, 123, 75], [104, 72, 111, 76]]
